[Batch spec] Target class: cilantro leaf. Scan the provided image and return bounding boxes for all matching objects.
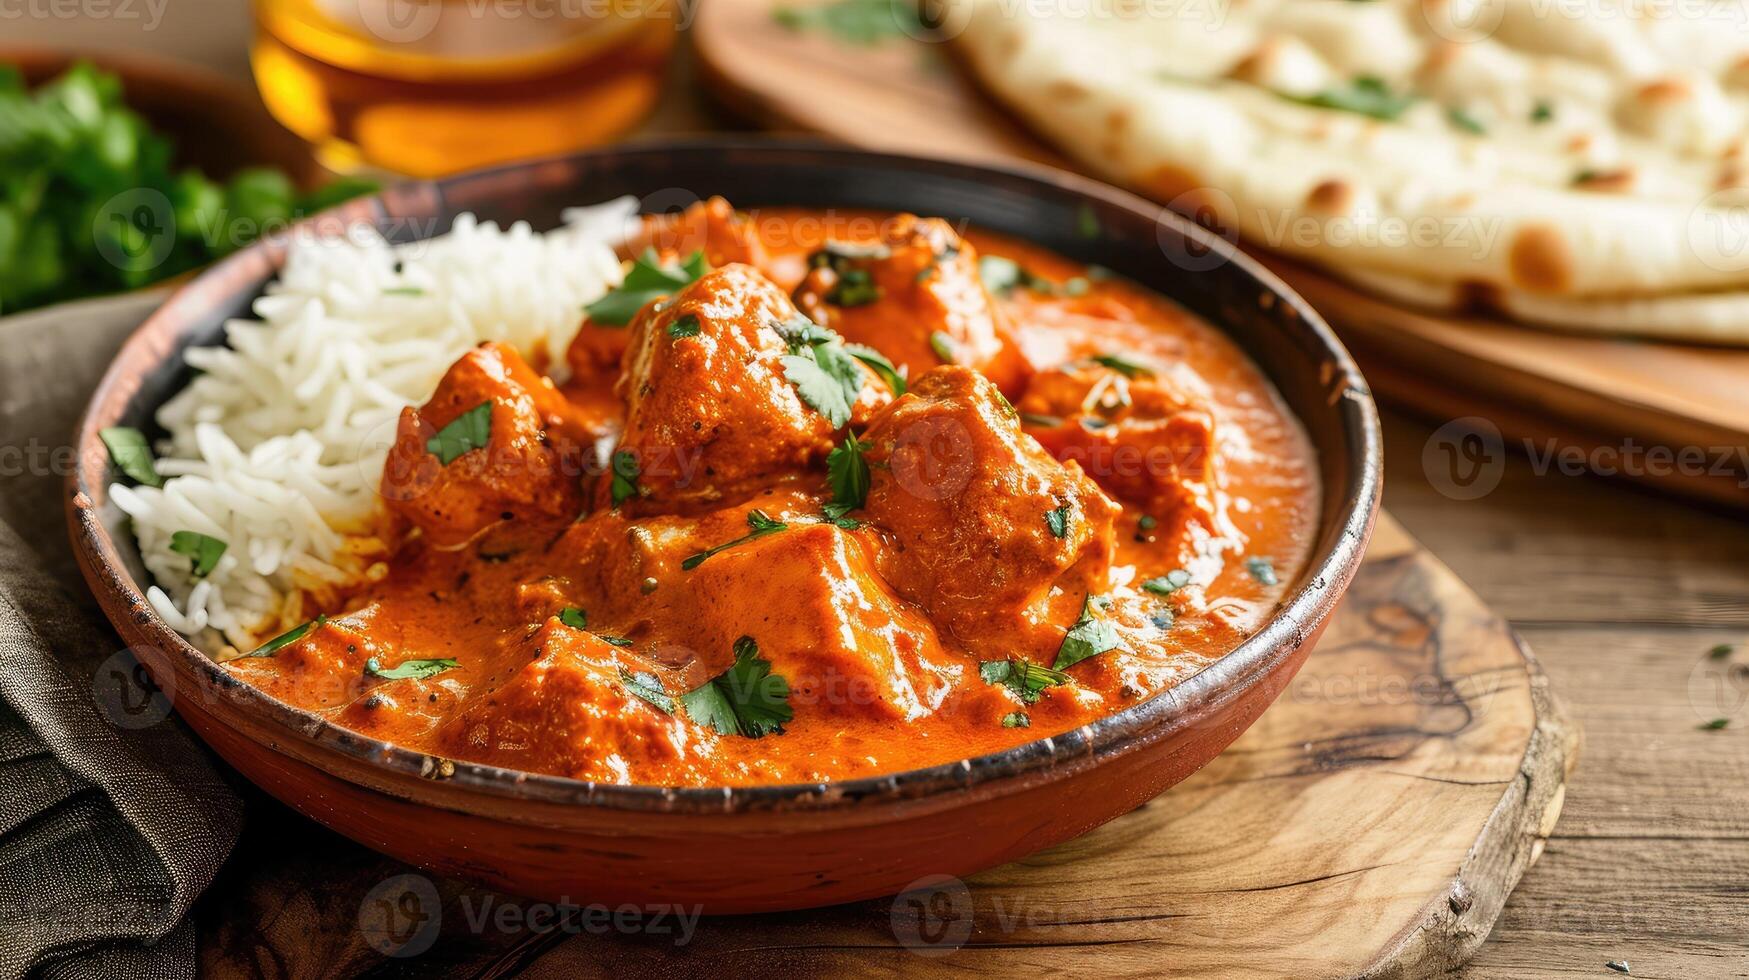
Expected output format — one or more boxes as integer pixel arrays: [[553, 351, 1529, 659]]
[[610, 449, 641, 507], [1285, 75, 1417, 122], [1446, 106, 1485, 135], [681, 509, 790, 570], [827, 431, 870, 514], [772, 0, 923, 45], [826, 268, 881, 306], [558, 606, 588, 629], [979, 658, 1070, 704], [845, 343, 906, 396], [667, 313, 702, 339], [1246, 556, 1279, 586], [245, 615, 325, 658], [426, 401, 491, 465], [681, 636, 793, 737], [1001, 711, 1031, 728], [1044, 504, 1071, 539], [621, 668, 675, 713], [365, 657, 458, 680], [598, 635, 635, 648], [168, 530, 226, 577], [1089, 353, 1154, 378], [1052, 594, 1122, 671], [1141, 569, 1192, 596], [584, 248, 710, 326], [979, 254, 1059, 296], [100, 426, 163, 487], [929, 330, 957, 363]]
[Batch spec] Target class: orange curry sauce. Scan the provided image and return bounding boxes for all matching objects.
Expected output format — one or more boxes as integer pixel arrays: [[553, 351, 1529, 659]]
[[227, 201, 1320, 786]]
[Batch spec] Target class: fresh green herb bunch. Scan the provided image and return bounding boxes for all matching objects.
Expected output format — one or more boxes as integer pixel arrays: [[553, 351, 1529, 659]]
[[0, 61, 376, 315]]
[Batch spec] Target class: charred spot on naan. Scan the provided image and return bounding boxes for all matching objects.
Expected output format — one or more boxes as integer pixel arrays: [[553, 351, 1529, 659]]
[[1507, 225, 1574, 295]]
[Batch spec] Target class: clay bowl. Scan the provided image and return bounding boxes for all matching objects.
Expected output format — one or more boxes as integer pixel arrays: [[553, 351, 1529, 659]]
[[69, 139, 1381, 913]]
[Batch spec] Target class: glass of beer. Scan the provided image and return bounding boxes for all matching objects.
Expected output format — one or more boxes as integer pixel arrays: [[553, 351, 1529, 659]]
[[251, 0, 678, 177]]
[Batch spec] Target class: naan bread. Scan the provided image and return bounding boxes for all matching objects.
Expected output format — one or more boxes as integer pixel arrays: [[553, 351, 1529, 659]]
[[951, 0, 1749, 342]]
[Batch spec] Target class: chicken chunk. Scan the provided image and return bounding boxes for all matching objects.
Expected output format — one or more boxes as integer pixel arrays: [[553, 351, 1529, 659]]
[[434, 622, 698, 783], [681, 521, 960, 722], [622, 196, 769, 270], [382, 342, 596, 547], [568, 200, 773, 386], [610, 264, 889, 512], [792, 215, 1031, 394], [1018, 358, 1219, 539], [857, 366, 1119, 661]]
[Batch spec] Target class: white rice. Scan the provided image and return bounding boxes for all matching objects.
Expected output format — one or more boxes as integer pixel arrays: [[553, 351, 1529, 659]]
[[113, 199, 638, 655]]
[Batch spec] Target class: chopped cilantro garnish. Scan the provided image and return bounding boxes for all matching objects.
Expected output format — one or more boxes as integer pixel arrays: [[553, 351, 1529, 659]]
[[978, 254, 1058, 295], [1530, 99, 1554, 123], [1446, 106, 1485, 135], [1708, 643, 1735, 660], [1001, 711, 1031, 728], [620, 668, 675, 713], [365, 657, 458, 680], [426, 401, 491, 465], [928, 330, 957, 363], [610, 449, 641, 507], [245, 615, 325, 658], [667, 313, 702, 339], [845, 343, 906, 396], [558, 607, 588, 630], [980, 658, 1070, 703], [168, 531, 226, 577], [100, 426, 163, 487], [680, 636, 793, 737], [598, 635, 635, 648], [681, 509, 789, 570], [1052, 593, 1122, 671], [1141, 569, 1192, 596], [1700, 717, 1731, 731], [584, 248, 710, 326], [1285, 75, 1416, 122], [827, 431, 871, 514], [774, 314, 867, 428], [1246, 556, 1279, 586], [826, 268, 882, 306], [1090, 353, 1154, 378], [382, 286, 425, 297], [1044, 504, 1071, 539]]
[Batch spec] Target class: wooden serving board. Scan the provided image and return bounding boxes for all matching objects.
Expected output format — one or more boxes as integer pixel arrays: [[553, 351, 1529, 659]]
[[691, 0, 1749, 509], [197, 515, 1577, 978]]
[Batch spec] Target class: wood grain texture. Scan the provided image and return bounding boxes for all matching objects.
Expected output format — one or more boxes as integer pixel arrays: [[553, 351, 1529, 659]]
[[691, 0, 1749, 509], [193, 512, 1574, 978]]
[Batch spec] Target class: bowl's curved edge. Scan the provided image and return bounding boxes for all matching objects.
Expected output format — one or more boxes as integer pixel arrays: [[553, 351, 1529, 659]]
[[66, 137, 1383, 820]]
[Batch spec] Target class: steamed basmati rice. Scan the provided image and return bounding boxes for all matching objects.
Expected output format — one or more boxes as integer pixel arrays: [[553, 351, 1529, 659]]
[[114, 201, 637, 655]]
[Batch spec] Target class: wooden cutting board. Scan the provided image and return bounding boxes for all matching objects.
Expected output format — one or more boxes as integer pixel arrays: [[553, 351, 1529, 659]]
[[691, 0, 1749, 509], [199, 515, 1577, 978]]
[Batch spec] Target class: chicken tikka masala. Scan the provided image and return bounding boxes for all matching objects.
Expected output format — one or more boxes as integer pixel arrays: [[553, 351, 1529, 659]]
[[229, 199, 1320, 786]]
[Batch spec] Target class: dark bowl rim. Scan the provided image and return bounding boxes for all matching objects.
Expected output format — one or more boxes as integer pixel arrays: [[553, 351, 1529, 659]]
[[69, 137, 1382, 816]]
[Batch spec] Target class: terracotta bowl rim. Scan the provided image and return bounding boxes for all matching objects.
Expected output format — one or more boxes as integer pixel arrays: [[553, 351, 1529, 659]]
[[68, 137, 1382, 815]]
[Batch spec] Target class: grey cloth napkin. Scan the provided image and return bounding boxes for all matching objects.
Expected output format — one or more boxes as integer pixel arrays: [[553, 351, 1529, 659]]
[[0, 293, 243, 979]]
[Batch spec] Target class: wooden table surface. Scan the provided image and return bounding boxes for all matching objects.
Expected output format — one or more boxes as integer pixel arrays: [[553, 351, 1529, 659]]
[[13, 14, 1749, 977]]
